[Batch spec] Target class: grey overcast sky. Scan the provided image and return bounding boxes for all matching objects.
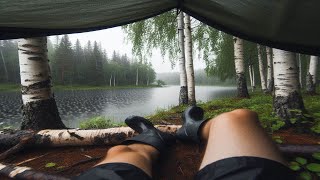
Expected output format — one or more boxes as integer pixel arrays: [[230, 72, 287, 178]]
[[54, 27, 206, 73]]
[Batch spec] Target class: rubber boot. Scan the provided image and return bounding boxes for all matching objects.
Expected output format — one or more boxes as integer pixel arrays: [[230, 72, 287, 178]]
[[122, 116, 175, 153], [176, 106, 208, 143]]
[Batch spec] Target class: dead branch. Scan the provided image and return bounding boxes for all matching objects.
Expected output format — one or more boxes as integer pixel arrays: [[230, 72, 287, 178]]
[[0, 163, 69, 180], [0, 134, 33, 160]]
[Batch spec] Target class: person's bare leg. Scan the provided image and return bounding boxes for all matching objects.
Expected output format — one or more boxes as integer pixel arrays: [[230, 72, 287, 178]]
[[200, 109, 286, 170], [96, 143, 159, 177]]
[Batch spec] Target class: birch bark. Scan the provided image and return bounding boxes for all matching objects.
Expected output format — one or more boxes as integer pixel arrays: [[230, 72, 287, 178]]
[[233, 37, 249, 98], [273, 49, 305, 125], [184, 14, 196, 105], [306, 56, 319, 94], [178, 12, 188, 105], [18, 37, 66, 130], [257, 44, 267, 92], [266, 47, 274, 93]]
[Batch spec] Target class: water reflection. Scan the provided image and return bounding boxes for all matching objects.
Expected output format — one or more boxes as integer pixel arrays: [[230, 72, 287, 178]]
[[0, 86, 236, 128]]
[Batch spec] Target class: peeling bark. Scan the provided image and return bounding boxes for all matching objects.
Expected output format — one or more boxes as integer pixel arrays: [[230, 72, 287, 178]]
[[257, 44, 267, 92], [0, 163, 68, 180], [179, 86, 188, 105], [306, 56, 318, 95], [178, 12, 188, 105], [266, 47, 274, 93], [0, 126, 180, 149], [184, 14, 196, 105], [273, 49, 305, 126], [233, 37, 249, 98], [18, 37, 66, 130]]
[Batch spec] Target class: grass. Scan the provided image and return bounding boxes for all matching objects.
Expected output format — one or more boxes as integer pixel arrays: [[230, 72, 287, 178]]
[[79, 116, 125, 129], [0, 84, 20, 92], [148, 92, 320, 134]]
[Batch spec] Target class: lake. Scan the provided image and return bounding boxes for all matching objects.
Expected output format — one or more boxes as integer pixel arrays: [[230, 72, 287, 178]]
[[0, 86, 236, 128]]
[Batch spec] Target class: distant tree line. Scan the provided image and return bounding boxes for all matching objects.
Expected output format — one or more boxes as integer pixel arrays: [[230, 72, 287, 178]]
[[157, 69, 235, 85], [0, 36, 156, 86]]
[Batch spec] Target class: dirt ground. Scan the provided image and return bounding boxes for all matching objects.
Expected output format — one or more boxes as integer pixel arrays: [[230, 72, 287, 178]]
[[1, 129, 319, 180]]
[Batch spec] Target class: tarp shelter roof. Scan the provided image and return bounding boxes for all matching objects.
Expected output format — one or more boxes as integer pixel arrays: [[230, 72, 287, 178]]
[[1, 0, 320, 55]]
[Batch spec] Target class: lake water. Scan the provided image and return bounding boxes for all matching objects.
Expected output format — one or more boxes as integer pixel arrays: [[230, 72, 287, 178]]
[[0, 86, 236, 128]]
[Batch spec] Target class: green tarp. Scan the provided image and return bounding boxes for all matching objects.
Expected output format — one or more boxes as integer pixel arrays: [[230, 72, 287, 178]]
[[0, 0, 319, 55]]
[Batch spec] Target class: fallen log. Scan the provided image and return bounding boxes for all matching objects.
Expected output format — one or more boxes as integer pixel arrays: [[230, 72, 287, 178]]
[[0, 125, 319, 155], [0, 163, 68, 180]]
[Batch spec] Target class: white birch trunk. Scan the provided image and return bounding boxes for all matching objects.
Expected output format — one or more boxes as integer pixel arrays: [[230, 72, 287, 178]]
[[0, 46, 9, 82], [184, 14, 196, 105], [248, 65, 254, 92], [113, 73, 116, 86], [252, 66, 256, 88], [273, 49, 305, 125], [109, 74, 112, 87], [306, 56, 319, 94], [257, 44, 267, 92], [266, 47, 274, 93], [233, 37, 249, 98], [136, 67, 139, 86], [18, 37, 65, 130], [178, 12, 188, 105]]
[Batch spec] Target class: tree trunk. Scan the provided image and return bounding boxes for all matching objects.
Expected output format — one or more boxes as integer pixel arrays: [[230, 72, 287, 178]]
[[109, 74, 112, 87], [248, 65, 253, 92], [273, 49, 305, 126], [136, 67, 139, 86], [0, 163, 68, 180], [266, 47, 274, 93], [252, 66, 256, 90], [0, 46, 9, 82], [233, 37, 249, 98], [306, 56, 318, 95], [178, 12, 188, 105], [298, 54, 303, 88], [18, 37, 66, 130], [257, 44, 267, 93], [113, 73, 116, 86], [184, 14, 196, 105]]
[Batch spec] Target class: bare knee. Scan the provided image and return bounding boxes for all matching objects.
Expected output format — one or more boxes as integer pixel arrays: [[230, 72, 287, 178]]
[[212, 109, 259, 127], [107, 145, 132, 156]]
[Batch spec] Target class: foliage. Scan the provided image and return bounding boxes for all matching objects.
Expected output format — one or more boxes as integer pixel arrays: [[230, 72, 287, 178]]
[[79, 116, 124, 129], [45, 162, 56, 168], [289, 152, 320, 179], [122, 10, 178, 63], [0, 37, 156, 87], [156, 80, 166, 86]]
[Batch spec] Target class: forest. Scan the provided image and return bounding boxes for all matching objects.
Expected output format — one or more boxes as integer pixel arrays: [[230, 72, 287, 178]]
[[0, 36, 156, 87]]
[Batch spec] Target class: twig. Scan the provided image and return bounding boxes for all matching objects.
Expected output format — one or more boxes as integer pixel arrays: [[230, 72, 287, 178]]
[[57, 156, 103, 173], [0, 134, 33, 160], [15, 153, 50, 166]]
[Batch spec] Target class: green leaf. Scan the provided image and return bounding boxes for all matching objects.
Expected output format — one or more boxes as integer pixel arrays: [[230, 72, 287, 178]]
[[275, 138, 283, 144], [289, 161, 301, 171], [306, 163, 320, 172], [45, 162, 56, 168], [317, 172, 320, 177], [299, 171, 312, 180], [313, 152, 320, 161], [296, 157, 307, 165]]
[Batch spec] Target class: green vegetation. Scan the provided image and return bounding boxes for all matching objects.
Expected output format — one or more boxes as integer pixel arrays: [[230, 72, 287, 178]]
[[79, 116, 125, 129], [289, 153, 320, 179], [0, 84, 20, 92], [148, 92, 320, 134]]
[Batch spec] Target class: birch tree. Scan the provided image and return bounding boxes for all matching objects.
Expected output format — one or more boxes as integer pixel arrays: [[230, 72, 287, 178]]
[[257, 44, 267, 92], [233, 37, 249, 98], [266, 47, 274, 93], [184, 14, 196, 105], [178, 12, 188, 104], [18, 37, 66, 130], [306, 56, 319, 95], [273, 49, 305, 125]]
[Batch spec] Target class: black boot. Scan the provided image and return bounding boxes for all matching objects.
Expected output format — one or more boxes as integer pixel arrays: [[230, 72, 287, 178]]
[[176, 106, 208, 143], [122, 116, 175, 153]]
